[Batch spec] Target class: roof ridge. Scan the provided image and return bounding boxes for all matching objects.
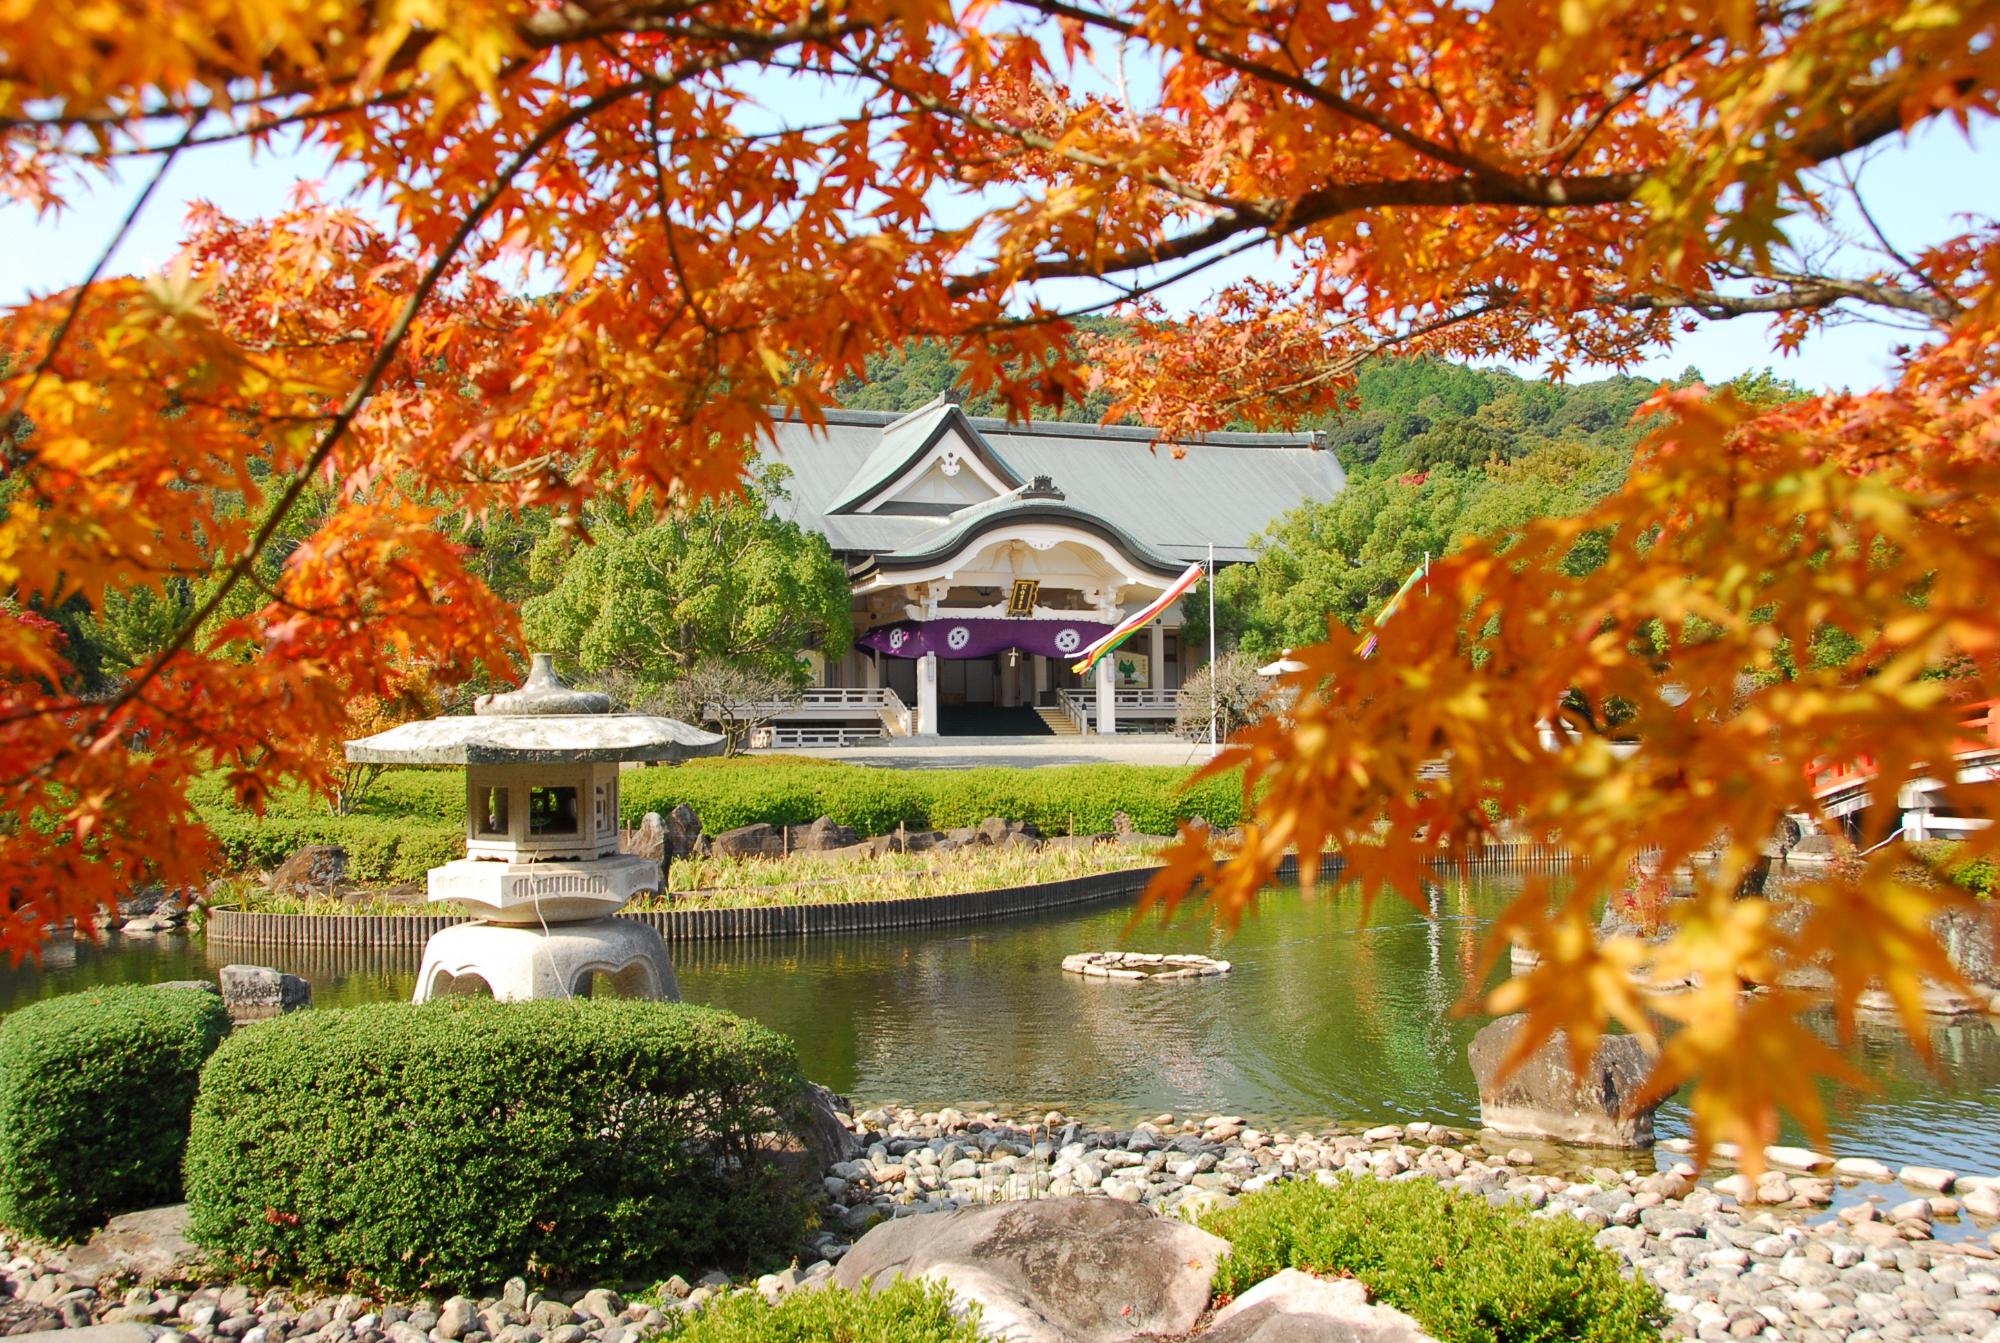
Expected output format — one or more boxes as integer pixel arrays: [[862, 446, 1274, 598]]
[[770, 405, 1320, 449]]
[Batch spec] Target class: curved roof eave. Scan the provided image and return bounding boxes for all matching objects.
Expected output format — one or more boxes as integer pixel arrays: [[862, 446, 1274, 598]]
[[854, 501, 1186, 582]]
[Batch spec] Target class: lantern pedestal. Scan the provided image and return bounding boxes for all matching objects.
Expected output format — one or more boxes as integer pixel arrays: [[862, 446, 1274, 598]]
[[427, 853, 659, 924], [413, 917, 680, 1003]]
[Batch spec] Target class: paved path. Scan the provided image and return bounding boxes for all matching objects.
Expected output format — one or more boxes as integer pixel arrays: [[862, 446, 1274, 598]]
[[785, 735, 1220, 770]]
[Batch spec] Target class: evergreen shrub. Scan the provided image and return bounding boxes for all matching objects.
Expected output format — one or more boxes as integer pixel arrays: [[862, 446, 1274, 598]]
[[0, 984, 230, 1241], [653, 1280, 983, 1343], [619, 760, 1246, 837], [185, 999, 813, 1291], [201, 812, 461, 884], [1199, 1177, 1665, 1343]]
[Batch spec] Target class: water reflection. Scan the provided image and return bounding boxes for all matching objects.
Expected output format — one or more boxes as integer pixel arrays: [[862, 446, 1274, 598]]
[[0, 879, 1995, 1173]]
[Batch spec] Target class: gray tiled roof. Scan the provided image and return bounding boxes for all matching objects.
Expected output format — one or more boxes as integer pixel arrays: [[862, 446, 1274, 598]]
[[760, 404, 1342, 565]]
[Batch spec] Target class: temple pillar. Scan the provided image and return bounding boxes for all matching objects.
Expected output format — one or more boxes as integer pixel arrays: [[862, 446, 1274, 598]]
[[864, 653, 880, 691], [1148, 622, 1166, 692], [1095, 654, 1118, 735], [917, 652, 939, 735], [1032, 654, 1047, 707]]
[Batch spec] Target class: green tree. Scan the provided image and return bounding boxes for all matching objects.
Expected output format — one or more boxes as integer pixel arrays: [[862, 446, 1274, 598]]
[[522, 468, 852, 697]]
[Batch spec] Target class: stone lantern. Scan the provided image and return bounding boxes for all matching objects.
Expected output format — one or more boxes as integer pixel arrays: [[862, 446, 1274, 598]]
[[344, 654, 724, 1002]]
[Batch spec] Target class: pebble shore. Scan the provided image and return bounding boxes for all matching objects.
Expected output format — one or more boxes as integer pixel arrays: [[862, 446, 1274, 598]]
[[6, 1106, 1999, 1343]]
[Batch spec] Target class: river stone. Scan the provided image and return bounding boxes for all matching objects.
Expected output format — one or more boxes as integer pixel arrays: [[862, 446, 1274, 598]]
[[218, 964, 311, 1023], [832, 1198, 1227, 1343], [1204, 1269, 1439, 1343], [1466, 1015, 1658, 1146]]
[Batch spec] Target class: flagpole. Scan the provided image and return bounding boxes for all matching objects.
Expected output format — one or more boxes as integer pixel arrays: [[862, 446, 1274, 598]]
[[1207, 542, 1218, 759]]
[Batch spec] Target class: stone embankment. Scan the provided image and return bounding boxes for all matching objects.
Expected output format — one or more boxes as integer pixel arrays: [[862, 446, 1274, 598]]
[[7, 1108, 2000, 1343]]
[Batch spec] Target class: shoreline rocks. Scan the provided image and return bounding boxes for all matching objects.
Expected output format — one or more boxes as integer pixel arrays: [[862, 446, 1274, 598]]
[[8, 1104, 2000, 1343]]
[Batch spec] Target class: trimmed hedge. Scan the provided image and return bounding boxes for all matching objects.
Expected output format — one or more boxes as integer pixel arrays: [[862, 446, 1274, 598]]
[[621, 760, 1247, 837], [0, 985, 231, 1241], [192, 760, 1249, 883], [1199, 1177, 1665, 1343], [653, 1280, 984, 1343], [202, 813, 461, 884], [185, 999, 814, 1291]]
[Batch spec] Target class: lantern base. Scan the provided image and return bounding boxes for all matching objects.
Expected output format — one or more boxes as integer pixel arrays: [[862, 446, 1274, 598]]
[[427, 853, 660, 924], [412, 916, 680, 1003]]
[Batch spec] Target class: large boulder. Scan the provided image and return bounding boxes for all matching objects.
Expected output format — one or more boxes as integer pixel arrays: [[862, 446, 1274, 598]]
[[268, 844, 347, 895], [665, 803, 705, 857], [218, 964, 312, 1024], [867, 829, 945, 856], [620, 813, 669, 888], [1204, 1269, 1440, 1343], [788, 816, 859, 853], [712, 823, 780, 859], [1467, 1014, 1658, 1147], [833, 1199, 1227, 1343]]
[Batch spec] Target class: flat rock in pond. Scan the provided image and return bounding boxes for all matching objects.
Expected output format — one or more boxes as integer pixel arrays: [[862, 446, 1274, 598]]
[[833, 1198, 1226, 1343], [1204, 1269, 1440, 1343]]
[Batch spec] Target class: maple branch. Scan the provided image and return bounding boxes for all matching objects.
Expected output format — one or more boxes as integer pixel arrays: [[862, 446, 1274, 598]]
[[1013, 0, 1492, 180], [0, 115, 198, 464], [1202, 302, 1500, 415], [1607, 275, 1961, 325], [25, 84, 644, 755], [829, 57, 1256, 216]]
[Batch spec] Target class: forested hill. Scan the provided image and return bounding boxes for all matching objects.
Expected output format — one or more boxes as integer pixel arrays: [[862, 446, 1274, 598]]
[[832, 336, 1679, 476]]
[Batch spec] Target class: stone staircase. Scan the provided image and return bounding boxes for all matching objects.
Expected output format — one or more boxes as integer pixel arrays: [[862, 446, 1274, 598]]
[[1035, 706, 1082, 736]]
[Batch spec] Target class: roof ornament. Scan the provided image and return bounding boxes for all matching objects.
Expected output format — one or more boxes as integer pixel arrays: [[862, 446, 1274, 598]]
[[1020, 475, 1065, 501], [475, 653, 610, 716], [941, 386, 965, 405]]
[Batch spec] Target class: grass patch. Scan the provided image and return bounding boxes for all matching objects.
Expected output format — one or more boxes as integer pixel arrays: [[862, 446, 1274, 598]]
[[635, 843, 1159, 909], [215, 844, 1160, 914], [1198, 1177, 1665, 1343]]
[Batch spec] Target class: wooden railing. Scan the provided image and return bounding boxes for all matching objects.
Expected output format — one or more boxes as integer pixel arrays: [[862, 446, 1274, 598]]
[[1057, 687, 1177, 734], [733, 686, 913, 746]]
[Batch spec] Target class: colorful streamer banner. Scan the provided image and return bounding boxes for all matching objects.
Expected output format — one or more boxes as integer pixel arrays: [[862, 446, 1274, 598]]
[[1355, 556, 1429, 659], [1070, 560, 1207, 675]]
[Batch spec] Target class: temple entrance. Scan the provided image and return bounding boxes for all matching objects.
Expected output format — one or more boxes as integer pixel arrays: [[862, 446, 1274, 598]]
[[938, 704, 1052, 736]]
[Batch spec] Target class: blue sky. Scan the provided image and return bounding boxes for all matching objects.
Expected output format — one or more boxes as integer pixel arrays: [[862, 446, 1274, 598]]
[[3, 95, 1989, 394]]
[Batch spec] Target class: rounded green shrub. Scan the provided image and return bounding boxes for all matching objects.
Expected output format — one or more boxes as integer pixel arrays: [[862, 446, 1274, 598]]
[[1199, 1176, 1665, 1343], [185, 998, 814, 1292], [0, 984, 231, 1241]]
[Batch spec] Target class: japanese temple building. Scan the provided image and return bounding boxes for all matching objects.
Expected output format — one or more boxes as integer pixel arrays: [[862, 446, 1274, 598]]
[[756, 395, 1344, 741]]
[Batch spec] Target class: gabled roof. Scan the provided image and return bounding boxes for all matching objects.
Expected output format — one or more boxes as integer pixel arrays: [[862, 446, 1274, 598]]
[[824, 397, 1024, 515], [762, 406, 1342, 565], [851, 498, 1185, 583]]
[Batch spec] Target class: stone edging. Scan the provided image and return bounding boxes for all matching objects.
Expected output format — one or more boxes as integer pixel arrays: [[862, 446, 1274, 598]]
[[203, 843, 1575, 949]]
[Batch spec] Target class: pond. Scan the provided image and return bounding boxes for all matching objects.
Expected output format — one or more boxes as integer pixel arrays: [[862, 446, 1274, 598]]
[[6, 874, 1999, 1176]]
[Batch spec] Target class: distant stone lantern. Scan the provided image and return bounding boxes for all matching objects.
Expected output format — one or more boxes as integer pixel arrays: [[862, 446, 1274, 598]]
[[344, 654, 724, 1002]]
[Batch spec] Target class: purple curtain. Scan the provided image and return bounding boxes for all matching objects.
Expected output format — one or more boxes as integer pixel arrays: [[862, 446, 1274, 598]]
[[859, 617, 1118, 661]]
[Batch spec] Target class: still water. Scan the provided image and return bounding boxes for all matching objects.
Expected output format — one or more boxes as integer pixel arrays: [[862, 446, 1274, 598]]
[[7, 877, 1998, 1175]]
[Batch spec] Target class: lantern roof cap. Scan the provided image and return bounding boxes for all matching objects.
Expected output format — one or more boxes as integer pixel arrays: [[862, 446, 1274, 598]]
[[342, 654, 724, 765]]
